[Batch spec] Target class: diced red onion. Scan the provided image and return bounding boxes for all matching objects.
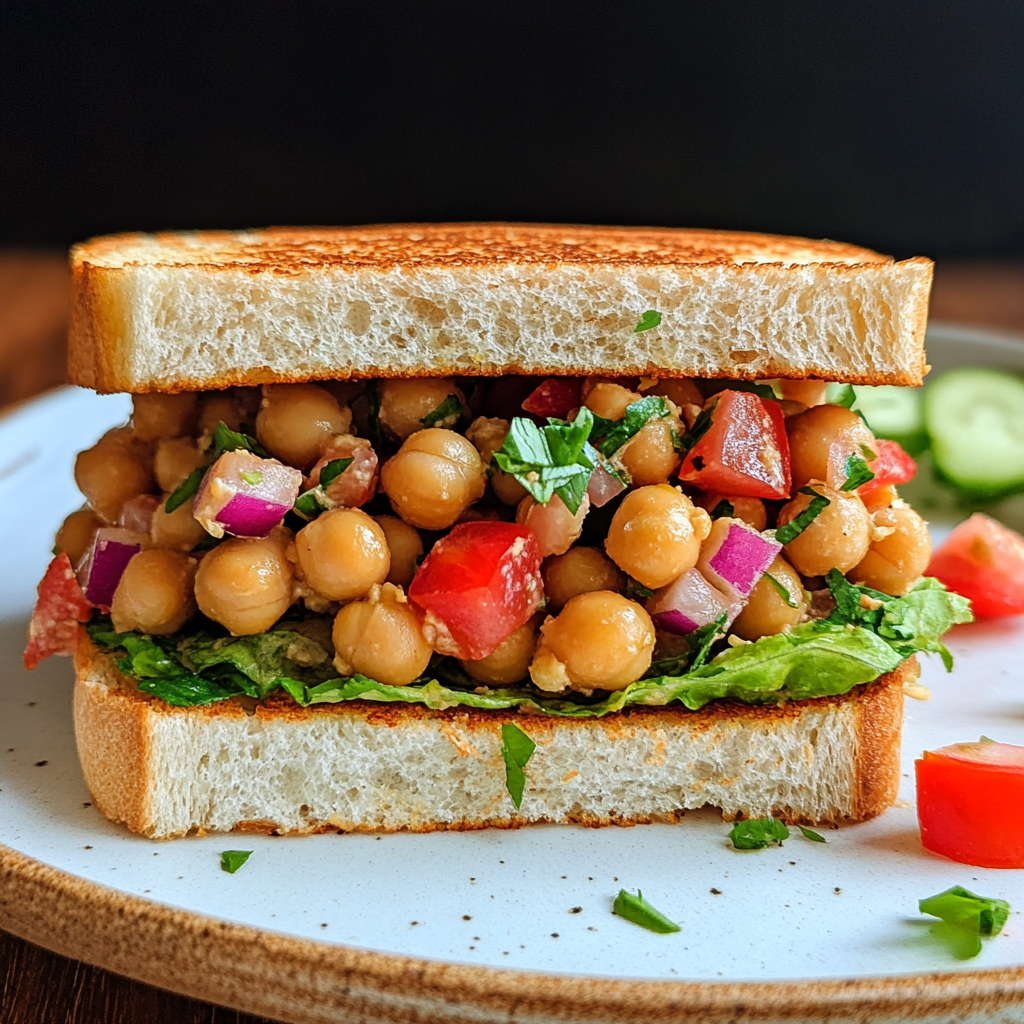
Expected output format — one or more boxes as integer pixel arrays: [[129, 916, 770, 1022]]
[[586, 462, 628, 507], [76, 527, 146, 609], [697, 518, 782, 599], [193, 450, 302, 539], [647, 568, 741, 635], [307, 434, 379, 508], [118, 494, 161, 536]]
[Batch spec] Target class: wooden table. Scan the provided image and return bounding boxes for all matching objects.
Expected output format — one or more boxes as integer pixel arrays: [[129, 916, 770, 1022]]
[[1, 251, 1022, 1023]]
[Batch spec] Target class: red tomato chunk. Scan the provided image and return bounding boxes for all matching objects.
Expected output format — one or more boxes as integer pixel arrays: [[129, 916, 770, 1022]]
[[678, 390, 791, 499], [927, 513, 1024, 617], [521, 378, 582, 420], [24, 552, 93, 669], [408, 522, 544, 660], [916, 740, 1024, 868], [859, 439, 916, 506]]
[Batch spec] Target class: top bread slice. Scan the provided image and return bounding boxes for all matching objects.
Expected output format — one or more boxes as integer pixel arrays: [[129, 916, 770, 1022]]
[[68, 223, 933, 394]]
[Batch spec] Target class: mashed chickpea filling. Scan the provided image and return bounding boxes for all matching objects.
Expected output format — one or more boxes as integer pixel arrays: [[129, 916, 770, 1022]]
[[51, 375, 972, 715]]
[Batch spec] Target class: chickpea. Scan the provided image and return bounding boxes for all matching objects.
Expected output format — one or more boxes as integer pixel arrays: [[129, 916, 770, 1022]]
[[198, 390, 253, 435], [584, 382, 641, 420], [380, 428, 486, 529], [378, 378, 465, 440], [529, 592, 654, 693], [849, 502, 931, 596], [771, 380, 829, 407], [516, 493, 589, 557], [132, 392, 197, 441], [461, 617, 539, 686], [74, 428, 154, 523], [151, 496, 208, 552], [731, 556, 807, 641], [111, 549, 197, 635], [374, 515, 423, 587], [542, 546, 626, 609], [194, 533, 294, 635], [651, 379, 703, 408], [295, 507, 390, 601], [256, 383, 351, 469], [787, 404, 876, 491], [620, 417, 682, 486], [332, 583, 432, 686], [697, 493, 767, 532], [154, 437, 206, 492], [465, 415, 527, 505], [55, 509, 103, 566], [605, 484, 712, 590], [778, 482, 871, 576]]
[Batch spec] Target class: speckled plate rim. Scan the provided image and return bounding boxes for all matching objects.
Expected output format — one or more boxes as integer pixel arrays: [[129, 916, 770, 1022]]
[[3, 842, 1024, 1024]]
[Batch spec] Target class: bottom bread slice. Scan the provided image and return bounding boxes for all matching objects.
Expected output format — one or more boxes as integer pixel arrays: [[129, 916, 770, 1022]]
[[74, 637, 912, 839]]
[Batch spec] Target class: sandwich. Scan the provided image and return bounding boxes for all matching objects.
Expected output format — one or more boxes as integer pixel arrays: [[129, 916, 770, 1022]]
[[24, 223, 971, 839]]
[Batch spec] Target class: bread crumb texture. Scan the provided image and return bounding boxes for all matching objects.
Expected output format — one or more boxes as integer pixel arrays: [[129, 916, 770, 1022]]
[[74, 636, 908, 839], [68, 224, 932, 393]]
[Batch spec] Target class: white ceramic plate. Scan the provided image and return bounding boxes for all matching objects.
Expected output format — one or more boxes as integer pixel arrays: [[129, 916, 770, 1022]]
[[2, 325, 1024, 1023]]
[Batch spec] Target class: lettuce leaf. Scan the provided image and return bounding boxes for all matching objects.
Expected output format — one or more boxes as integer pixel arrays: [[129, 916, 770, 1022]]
[[87, 577, 969, 715]]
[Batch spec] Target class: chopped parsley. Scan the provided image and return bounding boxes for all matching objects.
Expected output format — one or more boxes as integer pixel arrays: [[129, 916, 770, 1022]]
[[319, 456, 354, 488], [211, 421, 269, 459], [220, 850, 253, 874], [830, 383, 857, 409], [501, 722, 536, 809], [613, 889, 680, 933], [841, 453, 875, 491], [633, 310, 663, 333], [775, 486, 830, 544], [589, 396, 671, 458], [798, 825, 827, 843], [709, 499, 735, 519], [164, 465, 206, 513], [763, 572, 799, 608], [492, 409, 595, 515], [729, 817, 790, 850], [919, 885, 1010, 959], [419, 394, 462, 428]]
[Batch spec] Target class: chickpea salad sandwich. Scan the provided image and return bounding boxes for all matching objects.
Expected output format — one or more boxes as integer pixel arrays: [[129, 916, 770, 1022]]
[[25, 224, 971, 839]]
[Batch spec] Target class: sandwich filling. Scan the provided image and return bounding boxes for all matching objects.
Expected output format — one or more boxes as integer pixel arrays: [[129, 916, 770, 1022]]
[[28, 375, 971, 714]]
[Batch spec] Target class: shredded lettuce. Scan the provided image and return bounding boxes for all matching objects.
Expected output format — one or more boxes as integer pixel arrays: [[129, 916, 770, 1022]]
[[87, 577, 971, 715]]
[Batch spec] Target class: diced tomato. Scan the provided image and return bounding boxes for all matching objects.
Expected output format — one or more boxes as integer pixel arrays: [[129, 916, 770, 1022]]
[[678, 391, 791, 499], [927, 513, 1024, 617], [23, 552, 93, 670], [408, 522, 544, 660], [916, 740, 1024, 868], [521, 379, 582, 420], [858, 439, 917, 508]]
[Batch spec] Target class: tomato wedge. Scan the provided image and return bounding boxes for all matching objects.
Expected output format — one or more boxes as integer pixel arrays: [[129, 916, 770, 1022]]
[[678, 390, 791, 499], [521, 379, 582, 420], [916, 740, 1024, 868], [408, 522, 544, 660], [24, 552, 93, 669], [858, 438, 917, 508], [927, 513, 1024, 617]]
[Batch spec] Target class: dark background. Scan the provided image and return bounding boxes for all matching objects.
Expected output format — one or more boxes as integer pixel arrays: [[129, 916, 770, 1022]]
[[3, 2, 1024, 259]]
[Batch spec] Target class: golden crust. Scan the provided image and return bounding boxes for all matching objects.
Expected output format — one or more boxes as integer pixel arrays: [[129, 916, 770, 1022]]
[[73, 633, 909, 837]]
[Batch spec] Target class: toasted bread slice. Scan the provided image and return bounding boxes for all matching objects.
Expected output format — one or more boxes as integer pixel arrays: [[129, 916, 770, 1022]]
[[68, 224, 932, 394], [73, 634, 911, 840]]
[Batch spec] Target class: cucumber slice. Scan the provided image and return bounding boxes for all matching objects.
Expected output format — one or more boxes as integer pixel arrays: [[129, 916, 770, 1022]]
[[924, 367, 1024, 496], [852, 385, 927, 454]]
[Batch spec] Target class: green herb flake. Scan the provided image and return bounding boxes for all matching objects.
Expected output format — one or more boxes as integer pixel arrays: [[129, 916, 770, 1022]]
[[919, 885, 1010, 959], [710, 500, 735, 519], [775, 486, 830, 544], [729, 817, 790, 850], [501, 722, 536, 809], [212, 421, 269, 458], [220, 850, 253, 874], [797, 825, 827, 843], [589, 396, 671, 458], [293, 489, 329, 521], [239, 470, 263, 487], [626, 578, 656, 600], [319, 457, 354, 489], [841, 453, 875, 491], [680, 401, 716, 453], [164, 465, 206, 513], [633, 310, 663, 333], [492, 410, 595, 515], [830, 383, 857, 409], [764, 572, 799, 609], [612, 889, 680, 933], [419, 394, 462, 428]]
